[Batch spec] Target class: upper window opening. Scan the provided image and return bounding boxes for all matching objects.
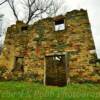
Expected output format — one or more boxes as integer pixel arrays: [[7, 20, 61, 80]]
[[54, 19, 65, 31], [21, 26, 28, 31]]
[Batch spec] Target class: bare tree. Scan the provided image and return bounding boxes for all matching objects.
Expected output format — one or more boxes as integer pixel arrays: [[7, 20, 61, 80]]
[[0, 0, 64, 24], [21, 0, 54, 24]]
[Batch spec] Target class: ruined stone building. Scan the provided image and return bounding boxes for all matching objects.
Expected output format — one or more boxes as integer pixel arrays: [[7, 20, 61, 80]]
[[0, 9, 98, 85]]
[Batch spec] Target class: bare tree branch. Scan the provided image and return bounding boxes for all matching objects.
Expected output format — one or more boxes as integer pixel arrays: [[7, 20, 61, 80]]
[[46, 0, 64, 17], [0, 0, 64, 24], [7, 0, 19, 21], [0, 0, 19, 21], [0, 0, 7, 5], [23, 0, 54, 24]]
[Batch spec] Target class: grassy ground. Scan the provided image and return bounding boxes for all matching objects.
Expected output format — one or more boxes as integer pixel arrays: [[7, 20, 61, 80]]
[[0, 81, 100, 100]]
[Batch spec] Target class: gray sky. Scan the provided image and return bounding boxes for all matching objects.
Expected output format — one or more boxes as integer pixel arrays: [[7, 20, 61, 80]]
[[0, 0, 100, 58]]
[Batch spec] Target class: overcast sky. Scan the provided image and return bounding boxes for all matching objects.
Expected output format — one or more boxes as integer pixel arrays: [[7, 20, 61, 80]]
[[0, 0, 100, 58]]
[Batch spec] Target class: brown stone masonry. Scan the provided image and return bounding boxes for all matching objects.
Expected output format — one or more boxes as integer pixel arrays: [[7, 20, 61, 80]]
[[0, 9, 99, 83]]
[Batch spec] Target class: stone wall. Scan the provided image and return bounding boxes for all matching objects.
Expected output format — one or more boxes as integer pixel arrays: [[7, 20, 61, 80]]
[[0, 9, 99, 82]]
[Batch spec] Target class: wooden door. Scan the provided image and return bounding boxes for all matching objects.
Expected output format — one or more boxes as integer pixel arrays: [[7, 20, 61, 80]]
[[45, 54, 67, 86]]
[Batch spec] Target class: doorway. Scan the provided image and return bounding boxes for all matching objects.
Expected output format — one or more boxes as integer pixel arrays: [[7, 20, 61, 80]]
[[44, 52, 69, 86]]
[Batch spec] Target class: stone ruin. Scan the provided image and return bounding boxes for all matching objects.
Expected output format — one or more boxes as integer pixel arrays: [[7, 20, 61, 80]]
[[0, 9, 99, 84]]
